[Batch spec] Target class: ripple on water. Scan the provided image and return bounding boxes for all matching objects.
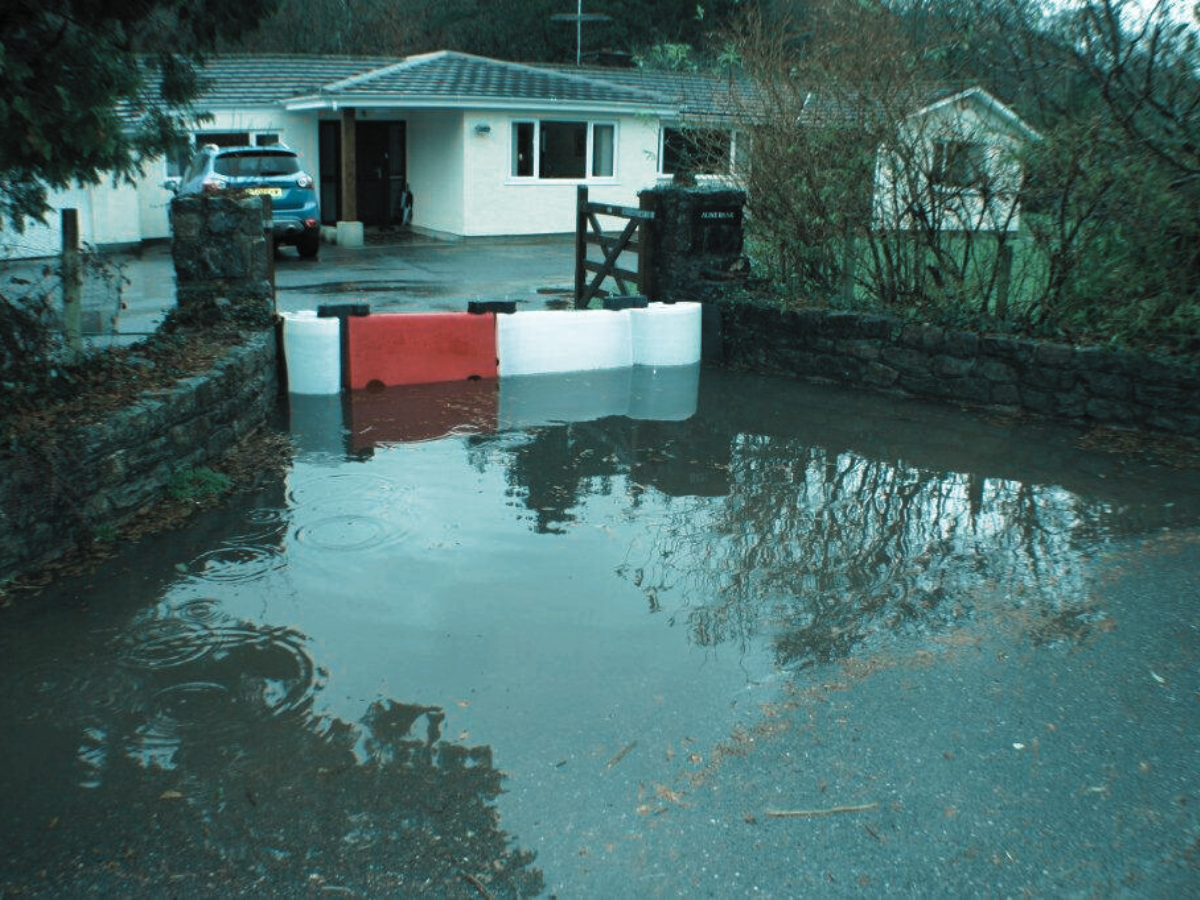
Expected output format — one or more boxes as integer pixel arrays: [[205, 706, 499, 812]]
[[285, 471, 409, 514], [185, 541, 284, 584], [292, 514, 400, 552], [119, 618, 213, 669], [121, 613, 323, 744]]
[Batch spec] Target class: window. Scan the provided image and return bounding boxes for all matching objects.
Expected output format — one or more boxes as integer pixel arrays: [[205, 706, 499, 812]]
[[592, 124, 614, 177], [932, 141, 988, 190], [196, 131, 251, 148], [212, 151, 301, 177], [510, 120, 617, 180], [660, 127, 733, 176], [165, 136, 193, 178]]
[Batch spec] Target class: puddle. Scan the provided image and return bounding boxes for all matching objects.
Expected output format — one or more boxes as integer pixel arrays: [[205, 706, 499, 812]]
[[1, 367, 1197, 895]]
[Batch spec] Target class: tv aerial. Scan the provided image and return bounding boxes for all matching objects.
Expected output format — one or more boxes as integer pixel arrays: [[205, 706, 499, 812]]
[[551, 1, 612, 66]]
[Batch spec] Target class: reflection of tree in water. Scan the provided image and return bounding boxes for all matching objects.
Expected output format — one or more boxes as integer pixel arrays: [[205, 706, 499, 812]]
[[468, 417, 726, 535], [629, 434, 1117, 667], [0, 606, 542, 898], [471, 412, 1146, 669]]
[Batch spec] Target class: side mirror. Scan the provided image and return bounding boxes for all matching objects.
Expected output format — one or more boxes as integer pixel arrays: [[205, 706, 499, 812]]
[[162, 177, 181, 193]]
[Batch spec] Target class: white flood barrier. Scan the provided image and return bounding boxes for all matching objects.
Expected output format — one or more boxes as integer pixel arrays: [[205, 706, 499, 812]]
[[630, 302, 703, 367], [628, 363, 701, 421], [497, 309, 633, 376], [287, 394, 347, 459], [498, 368, 633, 431], [281, 311, 341, 395]]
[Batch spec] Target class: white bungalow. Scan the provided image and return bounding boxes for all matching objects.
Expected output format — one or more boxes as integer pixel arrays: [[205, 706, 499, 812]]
[[3, 53, 1033, 258], [863, 87, 1040, 233]]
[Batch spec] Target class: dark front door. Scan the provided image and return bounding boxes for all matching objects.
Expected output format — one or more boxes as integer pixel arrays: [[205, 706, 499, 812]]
[[356, 121, 406, 227], [318, 119, 406, 225]]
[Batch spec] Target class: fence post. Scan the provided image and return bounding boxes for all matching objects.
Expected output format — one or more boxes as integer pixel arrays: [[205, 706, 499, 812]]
[[61, 209, 82, 353], [994, 240, 1014, 319], [639, 191, 656, 301], [574, 186, 588, 308]]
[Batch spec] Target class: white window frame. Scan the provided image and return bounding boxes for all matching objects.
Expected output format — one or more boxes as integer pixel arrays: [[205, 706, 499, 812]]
[[509, 119, 619, 183]]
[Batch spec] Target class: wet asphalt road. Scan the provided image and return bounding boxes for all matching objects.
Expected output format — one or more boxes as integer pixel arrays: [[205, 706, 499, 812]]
[[105, 232, 578, 339], [579, 531, 1200, 897]]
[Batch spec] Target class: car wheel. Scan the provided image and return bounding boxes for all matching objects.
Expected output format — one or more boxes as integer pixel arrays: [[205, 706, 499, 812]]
[[297, 232, 320, 259]]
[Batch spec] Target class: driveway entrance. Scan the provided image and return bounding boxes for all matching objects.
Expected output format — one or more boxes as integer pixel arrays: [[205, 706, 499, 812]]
[[105, 232, 578, 340]]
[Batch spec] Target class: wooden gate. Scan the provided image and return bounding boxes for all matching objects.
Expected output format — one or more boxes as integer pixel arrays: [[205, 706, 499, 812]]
[[574, 186, 655, 308]]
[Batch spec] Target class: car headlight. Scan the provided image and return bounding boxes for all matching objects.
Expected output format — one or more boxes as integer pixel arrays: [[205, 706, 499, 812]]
[[296, 173, 314, 189]]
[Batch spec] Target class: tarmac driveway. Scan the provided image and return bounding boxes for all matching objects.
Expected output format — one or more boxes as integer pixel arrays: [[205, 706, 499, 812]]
[[104, 231, 579, 340]]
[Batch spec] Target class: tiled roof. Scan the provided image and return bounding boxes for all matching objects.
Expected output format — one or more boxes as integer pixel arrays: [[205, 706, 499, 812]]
[[193, 54, 401, 106], [552, 65, 761, 122], [304, 51, 669, 108]]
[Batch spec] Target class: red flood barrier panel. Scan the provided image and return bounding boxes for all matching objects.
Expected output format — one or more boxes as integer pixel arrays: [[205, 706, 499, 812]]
[[346, 313, 498, 389], [348, 380, 499, 450]]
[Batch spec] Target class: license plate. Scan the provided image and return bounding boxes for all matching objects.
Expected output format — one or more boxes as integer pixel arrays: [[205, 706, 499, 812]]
[[245, 187, 282, 198]]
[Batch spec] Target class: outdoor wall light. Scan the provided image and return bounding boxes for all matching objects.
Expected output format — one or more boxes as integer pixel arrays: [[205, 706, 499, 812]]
[[474, 124, 492, 135]]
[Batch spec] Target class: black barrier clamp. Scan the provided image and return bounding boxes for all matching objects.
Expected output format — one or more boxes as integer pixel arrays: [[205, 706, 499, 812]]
[[603, 295, 649, 311], [468, 300, 517, 315], [317, 303, 370, 318]]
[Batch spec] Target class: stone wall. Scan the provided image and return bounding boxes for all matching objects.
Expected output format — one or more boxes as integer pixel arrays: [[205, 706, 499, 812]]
[[171, 195, 274, 326], [0, 333, 277, 583], [715, 299, 1200, 436]]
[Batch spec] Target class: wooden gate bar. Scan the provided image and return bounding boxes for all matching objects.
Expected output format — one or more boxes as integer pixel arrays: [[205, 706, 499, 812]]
[[574, 186, 656, 308]]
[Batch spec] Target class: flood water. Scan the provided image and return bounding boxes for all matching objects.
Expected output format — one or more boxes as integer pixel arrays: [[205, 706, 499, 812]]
[[3, 367, 1199, 896]]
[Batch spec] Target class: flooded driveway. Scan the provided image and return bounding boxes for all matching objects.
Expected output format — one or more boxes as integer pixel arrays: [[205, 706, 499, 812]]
[[2, 368, 1198, 896]]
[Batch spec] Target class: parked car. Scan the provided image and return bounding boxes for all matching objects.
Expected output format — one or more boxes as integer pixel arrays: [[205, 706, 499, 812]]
[[174, 143, 321, 259]]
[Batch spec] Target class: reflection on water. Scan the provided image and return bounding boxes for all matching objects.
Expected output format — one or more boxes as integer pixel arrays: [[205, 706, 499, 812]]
[[2, 367, 1197, 894]]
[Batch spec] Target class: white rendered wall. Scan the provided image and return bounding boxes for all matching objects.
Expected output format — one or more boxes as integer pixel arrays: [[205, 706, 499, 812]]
[[461, 111, 662, 236], [407, 110, 466, 235], [0, 186, 91, 259], [89, 178, 142, 246]]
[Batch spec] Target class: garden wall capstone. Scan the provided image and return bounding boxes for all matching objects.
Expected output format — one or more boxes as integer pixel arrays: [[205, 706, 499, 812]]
[[714, 298, 1200, 436], [0, 333, 277, 583]]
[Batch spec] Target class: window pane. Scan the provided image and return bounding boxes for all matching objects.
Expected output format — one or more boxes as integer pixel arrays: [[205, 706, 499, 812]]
[[592, 124, 614, 177], [213, 151, 300, 177], [662, 128, 687, 174], [513, 122, 534, 177], [933, 141, 986, 188], [540, 121, 586, 179], [166, 136, 192, 177], [196, 131, 250, 148], [254, 133, 280, 146], [662, 127, 730, 175]]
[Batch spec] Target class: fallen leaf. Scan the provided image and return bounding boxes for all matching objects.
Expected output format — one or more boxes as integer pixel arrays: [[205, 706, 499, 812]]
[[159, 790, 184, 801]]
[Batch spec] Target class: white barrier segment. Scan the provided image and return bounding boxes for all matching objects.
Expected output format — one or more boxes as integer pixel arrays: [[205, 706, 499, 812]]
[[287, 394, 347, 461], [497, 309, 632, 376], [628, 364, 701, 421], [498, 368, 632, 431], [629, 301, 703, 367], [281, 311, 341, 395]]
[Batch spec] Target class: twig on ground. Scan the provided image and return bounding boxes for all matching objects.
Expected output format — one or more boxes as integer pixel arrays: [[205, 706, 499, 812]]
[[764, 802, 879, 819], [606, 740, 638, 769]]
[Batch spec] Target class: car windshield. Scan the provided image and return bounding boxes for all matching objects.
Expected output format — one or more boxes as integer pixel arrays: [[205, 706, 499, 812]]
[[213, 152, 301, 178]]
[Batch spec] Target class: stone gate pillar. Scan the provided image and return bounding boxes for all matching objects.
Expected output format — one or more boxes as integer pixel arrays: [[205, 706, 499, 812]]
[[638, 184, 747, 303], [170, 194, 275, 328]]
